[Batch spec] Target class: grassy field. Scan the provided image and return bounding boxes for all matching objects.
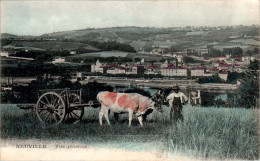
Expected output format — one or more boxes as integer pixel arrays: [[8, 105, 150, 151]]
[[0, 104, 259, 160], [7, 41, 99, 51]]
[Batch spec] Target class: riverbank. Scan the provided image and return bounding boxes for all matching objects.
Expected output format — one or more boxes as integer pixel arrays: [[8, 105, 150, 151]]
[[83, 77, 238, 93], [1, 77, 238, 93]]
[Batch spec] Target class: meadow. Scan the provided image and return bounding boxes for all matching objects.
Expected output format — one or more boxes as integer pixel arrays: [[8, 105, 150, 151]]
[[0, 104, 259, 160]]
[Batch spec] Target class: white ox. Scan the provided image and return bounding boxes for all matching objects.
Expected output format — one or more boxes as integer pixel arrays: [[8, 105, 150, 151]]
[[97, 91, 162, 127]]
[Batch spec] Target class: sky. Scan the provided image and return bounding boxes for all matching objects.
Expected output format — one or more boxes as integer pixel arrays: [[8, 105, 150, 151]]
[[1, 0, 259, 36]]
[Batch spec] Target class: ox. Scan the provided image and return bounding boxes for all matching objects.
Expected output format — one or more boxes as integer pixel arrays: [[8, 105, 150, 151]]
[[97, 91, 163, 127]]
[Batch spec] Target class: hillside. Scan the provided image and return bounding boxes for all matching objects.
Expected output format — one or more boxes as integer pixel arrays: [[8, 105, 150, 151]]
[[2, 26, 259, 53], [4, 41, 100, 51]]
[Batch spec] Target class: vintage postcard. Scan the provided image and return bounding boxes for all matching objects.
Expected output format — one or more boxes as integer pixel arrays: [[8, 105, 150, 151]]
[[0, 0, 259, 160]]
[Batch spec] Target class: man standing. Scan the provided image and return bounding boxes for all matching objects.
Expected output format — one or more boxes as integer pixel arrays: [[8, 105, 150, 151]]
[[166, 85, 188, 124]]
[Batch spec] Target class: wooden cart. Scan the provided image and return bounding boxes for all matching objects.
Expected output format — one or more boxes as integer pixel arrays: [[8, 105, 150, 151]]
[[18, 88, 99, 126]]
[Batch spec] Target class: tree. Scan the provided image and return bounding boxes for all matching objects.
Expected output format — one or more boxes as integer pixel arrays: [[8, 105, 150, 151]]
[[134, 58, 141, 62], [81, 81, 113, 103], [183, 56, 195, 63], [209, 48, 223, 57], [246, 50, 253, 57], [253, 48, 259, 54], [237, 71, 259, 108], [249, 60, 259, 71], [232, 47, 243, 57], [226, 72, 242, 84], [124, 88, 151, 98]]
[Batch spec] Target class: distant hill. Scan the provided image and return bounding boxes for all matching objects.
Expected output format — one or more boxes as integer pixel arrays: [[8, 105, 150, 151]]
[[1, 33, 20, 39], [39, 27, 171, 42], [2, 26, 259, 53]]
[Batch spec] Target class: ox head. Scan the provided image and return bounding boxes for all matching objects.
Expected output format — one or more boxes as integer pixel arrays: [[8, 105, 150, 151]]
[[151, 89, 166, 112]]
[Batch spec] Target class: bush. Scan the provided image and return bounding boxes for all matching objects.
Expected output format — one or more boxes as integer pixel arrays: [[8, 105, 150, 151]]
[[123, 88, 151, 98], [236, 71, 259, 108], [81, 81, 113, 103]]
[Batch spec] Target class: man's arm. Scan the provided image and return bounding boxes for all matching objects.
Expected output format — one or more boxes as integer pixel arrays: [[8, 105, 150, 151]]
[[181, 93, 188, 104], [165, 94, 173, 106]]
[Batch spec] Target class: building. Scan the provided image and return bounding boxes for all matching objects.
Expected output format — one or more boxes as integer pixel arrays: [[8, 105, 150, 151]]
[[107, 67, 126, 74], [100, 65, 118, 74], [219, 56, 227, 61], [204, 72, 213, 77], [213, 61, 225, 67], [210, 68, 219, 74], [70, 51, 77, 55], [190, 67, 206, 77], [220, 64, 233, 71], [242, 56, 251, 65], [146, 66, 160, 75], [52, 57, 66, 64], [91, 60, 104, 73], [132, 66, 145, 74], [0, 51, 9, 57], [161, 67, 188, 77], [218, 72, 228, 81]]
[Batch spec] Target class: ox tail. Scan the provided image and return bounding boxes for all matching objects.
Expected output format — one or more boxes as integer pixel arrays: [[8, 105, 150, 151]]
[[96, 92, 102, 111], [96, 92, 101, 103], [96, 91, 107, 104]]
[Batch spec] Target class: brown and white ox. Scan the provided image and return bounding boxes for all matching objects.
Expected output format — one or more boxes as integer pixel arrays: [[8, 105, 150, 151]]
[[97, 91, 163, 127]]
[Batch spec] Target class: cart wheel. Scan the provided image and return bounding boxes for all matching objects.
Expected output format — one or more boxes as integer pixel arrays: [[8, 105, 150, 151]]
[[36, 92, 66, 126], [65, 93, 84, 124]]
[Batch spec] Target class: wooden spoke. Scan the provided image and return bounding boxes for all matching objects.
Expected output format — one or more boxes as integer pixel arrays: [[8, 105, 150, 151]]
[[53, 114, 58, 122], [39, 100, 48, 107], [40, 111, 49, 117], [71, 111, 80, 119], [45, 113, 51, 121], [43, 95, 50, 105], [54, 111, 62, 118]]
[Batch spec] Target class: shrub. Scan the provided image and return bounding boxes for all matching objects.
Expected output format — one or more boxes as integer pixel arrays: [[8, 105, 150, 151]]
[[123, 88, 151, 98], [81, 81, 113, 102]]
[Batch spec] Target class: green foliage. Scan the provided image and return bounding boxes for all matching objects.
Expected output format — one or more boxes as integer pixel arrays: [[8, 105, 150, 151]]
[[253, 48, 259, 54], [123, 88, 151, 98], [209, 48, 224, 57], [226, 72, 242, 84], [237, 71, 259, 108], [222, 47, 243, 57], [98, 56, 132, 63], [197, 75, 224, 84], [83, 40, 136, 53], [134, 58, 141, 62], [249, 60, 259, 71], [232, 47, 243, 57], [81, 81, 113, 102], [2, 63, 81, 77], [183, 56, 204, 63], [163, 47, 179, 53], [201, 92, 215, 106], [183, 56, 195, 63]]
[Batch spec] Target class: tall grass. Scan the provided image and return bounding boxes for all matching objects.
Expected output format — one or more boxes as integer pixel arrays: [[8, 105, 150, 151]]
[[167, 106, 259, 160], [0, 104, 259, 160]]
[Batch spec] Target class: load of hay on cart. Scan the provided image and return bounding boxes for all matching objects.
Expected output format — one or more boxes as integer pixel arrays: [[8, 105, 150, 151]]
[[18, 88, 100, 126]]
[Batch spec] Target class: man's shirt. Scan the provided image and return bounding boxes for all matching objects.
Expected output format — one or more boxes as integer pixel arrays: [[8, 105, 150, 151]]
[[166, 92, 188, 105]]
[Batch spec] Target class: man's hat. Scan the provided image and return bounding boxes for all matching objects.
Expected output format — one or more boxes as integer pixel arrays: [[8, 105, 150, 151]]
[[172, 84, 180, 90]]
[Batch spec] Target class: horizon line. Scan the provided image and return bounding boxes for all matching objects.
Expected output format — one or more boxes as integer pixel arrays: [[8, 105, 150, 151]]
[[2, 24, 260, 37]]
